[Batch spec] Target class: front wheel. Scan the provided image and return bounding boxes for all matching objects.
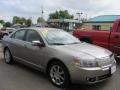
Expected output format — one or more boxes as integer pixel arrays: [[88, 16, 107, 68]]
[[48, 61, 70, 88], [4, 48, 14, 64]]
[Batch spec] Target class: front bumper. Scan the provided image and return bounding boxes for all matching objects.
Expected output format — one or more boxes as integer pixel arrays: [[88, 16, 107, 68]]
[[69, 62, 116, 84]]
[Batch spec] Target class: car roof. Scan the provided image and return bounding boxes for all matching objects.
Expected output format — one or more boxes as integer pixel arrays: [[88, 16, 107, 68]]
[[19, 27, 63, 32]]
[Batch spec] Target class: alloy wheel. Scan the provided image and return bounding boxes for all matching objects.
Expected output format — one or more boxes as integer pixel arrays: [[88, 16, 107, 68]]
[[50, 65, 65, 86]]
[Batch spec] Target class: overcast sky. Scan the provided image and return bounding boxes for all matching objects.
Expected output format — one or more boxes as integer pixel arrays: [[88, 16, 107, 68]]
[[0, 0, 120, 23]]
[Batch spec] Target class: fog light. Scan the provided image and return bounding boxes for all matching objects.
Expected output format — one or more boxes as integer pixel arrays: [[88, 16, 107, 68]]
[[87, 77, 96, 82]]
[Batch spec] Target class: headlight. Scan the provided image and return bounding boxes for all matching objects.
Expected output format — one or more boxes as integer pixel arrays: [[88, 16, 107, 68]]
[[80, 60, 98, 67], [74, 58, 98, 67], [96, 54, 116, 67]]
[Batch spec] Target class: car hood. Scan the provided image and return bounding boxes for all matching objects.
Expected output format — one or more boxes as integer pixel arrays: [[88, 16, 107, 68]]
[[52, 43, 112, 59]]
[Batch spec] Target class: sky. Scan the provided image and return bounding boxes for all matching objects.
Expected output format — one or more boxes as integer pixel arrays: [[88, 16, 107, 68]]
[[0, 0, 120, 23]]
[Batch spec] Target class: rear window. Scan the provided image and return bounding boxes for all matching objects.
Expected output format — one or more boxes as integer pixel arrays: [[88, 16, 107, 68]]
[[11, 30, 26, 40]]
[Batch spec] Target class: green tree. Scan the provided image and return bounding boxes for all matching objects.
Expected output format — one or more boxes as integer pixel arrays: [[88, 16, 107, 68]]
[[20, 17, 26, 25], [37, 17, 45, 23], [26, 19, 32, 27], [12, 16, 21, 24], [4, 22, 12, 27], [0, 20, 5, 25], [49, 10, 74, 19]]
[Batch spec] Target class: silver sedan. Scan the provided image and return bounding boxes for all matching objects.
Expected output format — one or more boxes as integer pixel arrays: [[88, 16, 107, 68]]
[[2, 28, 116, 88]]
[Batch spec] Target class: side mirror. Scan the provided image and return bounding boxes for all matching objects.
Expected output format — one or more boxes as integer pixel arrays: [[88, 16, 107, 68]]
[[32, 41, 43, 46]]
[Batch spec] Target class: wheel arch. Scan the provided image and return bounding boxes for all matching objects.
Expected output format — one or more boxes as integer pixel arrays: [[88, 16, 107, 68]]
[[79, 36, 93, 44], [46, 58, 71, 78], [46, 58, 66, 73], [4, 46, 9, 53]]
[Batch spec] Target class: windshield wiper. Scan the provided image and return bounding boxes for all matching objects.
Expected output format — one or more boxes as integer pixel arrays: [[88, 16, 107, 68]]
[[68, 42, 81, 44], [50, 43, 65, 45]]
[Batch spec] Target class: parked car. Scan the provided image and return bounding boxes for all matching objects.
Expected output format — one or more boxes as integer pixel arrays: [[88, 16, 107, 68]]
[[73, 19, 120, 58], [2, 28, 116, 88], [11, 24, 27, 29], [0, 28, 15, 39], [5, 28, 15, 34]]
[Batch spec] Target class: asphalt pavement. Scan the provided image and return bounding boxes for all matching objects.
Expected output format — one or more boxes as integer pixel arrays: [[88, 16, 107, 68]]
[[0, 44, 120, 90]]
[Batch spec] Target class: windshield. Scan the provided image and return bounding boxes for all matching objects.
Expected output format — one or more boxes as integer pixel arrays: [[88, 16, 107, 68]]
[[41, 29, 81, 45]]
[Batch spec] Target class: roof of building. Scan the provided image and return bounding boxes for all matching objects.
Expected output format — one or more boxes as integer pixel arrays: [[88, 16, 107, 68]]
[[35, 23, 49, 27], [48, 19, 80, 23], [86, 15, 120, 23]]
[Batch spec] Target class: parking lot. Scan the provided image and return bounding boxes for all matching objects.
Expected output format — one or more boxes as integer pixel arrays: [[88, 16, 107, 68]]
[[0, 43, 120, 90]]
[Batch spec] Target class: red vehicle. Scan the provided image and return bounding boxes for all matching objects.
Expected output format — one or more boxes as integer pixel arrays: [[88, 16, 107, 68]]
[[0, 28, 15, 39], [73, 19, 120, 58]]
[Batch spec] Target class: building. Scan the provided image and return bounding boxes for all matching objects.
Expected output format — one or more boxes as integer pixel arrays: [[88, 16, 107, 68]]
[[35, 23, 49, 27], [47, 19, 80, 31], [81, 15, 120, 30]]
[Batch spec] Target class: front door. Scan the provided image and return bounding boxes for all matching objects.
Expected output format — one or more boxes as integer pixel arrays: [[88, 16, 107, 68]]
[[22, 29, 47, 69]]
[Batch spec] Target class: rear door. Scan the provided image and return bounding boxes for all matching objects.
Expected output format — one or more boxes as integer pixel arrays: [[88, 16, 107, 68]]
[[9, 29, 27, 59], [110, 24, 120, 55]]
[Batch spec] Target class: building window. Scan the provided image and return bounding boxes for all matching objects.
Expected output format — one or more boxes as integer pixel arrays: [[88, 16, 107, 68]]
[[92, 25, 101, 30], [110, 27, 112, 30]]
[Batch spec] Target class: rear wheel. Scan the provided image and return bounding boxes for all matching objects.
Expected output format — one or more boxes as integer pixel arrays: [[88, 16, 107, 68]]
[[4, 48, 14, 64], [48, 61, 70, 88]]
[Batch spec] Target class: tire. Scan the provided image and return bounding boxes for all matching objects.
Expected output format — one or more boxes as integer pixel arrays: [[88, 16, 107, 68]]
[[48, 61, 70, 88], [115, 56, 120, 61], [4, 48, 14, 64]]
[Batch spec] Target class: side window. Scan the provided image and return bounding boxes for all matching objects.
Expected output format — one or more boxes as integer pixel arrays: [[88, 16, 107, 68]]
[[11, 30, 26, 40], [92, 25, 101, 30], [25, 30, 40, 42]]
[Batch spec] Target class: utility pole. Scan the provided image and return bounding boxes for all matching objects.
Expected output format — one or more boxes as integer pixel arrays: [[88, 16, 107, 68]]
[[41, 6, 44, 18], [85, 13, 88, 20], [76, 12, 83, 22]]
